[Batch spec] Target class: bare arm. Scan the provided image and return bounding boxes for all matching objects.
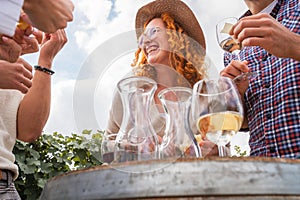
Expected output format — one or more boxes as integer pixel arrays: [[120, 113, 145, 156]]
[[17, 29, 67, 142]]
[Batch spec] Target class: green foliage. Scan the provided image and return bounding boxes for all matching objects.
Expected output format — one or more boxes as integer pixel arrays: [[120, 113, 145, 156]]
[[233, 145, 247, 157], [13, 130, 104, 200]]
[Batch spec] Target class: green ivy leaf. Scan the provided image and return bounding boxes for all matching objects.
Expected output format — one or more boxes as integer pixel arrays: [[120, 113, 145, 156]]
[[13, 130, 104, 199]]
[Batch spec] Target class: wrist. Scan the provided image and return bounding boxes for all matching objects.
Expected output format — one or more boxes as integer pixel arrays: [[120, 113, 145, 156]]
[[34, 65, 55, 75], [38, 59, 52, 69]]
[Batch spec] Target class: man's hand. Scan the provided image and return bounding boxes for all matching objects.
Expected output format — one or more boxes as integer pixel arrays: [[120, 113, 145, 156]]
[[22, 0, 74, 33], [0, 58, 33, 93], [0, 36, 22, 63], [230, 13, 300, 60], [220, 60, 249, 96]]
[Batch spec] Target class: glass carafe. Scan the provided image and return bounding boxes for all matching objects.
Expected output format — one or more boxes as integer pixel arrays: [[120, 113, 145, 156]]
[[158, 87, 201, 159], [114, 76, 159, 163]]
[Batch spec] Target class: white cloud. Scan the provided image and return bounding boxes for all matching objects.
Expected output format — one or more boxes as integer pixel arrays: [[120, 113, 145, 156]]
[[44, 79, 78, 135], [73, 0, 141, 54], [77, 0, 112, 28]]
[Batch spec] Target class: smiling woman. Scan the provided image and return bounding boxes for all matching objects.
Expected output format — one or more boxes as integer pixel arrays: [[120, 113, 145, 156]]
[[105, 0, 210, 159]]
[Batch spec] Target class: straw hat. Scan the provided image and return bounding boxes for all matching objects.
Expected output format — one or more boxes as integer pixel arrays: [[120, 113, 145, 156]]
[[135, 0, 206, 49]]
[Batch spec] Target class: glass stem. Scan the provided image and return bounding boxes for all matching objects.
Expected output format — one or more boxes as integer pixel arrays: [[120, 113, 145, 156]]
[[218, 145, 226, 157], [232, 49, 241, 61]]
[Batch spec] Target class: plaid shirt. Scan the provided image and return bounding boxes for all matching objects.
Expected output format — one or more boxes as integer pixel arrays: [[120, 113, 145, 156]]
[[224, 0, 300, 158]]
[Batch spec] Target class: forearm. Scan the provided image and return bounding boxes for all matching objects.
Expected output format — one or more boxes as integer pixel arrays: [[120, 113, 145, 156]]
[[17, 62, 51, 142]]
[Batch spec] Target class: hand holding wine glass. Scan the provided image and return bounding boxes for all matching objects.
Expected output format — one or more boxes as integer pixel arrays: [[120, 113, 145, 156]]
[[216, 17, 258, 82], [191, 77, 244, 157]]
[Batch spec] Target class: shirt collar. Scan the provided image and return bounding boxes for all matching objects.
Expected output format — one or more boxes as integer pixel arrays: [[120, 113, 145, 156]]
[[259, 0, 278, 14], [241, 0, 283, 19]]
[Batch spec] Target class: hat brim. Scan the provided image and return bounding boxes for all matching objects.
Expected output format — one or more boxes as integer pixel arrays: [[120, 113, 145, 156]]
[[135, 0, 206, 50]]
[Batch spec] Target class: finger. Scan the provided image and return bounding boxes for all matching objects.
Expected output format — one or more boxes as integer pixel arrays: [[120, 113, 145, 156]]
[[22, 36, 39, 53], [241, 13, 273, 21], [221, 60, 247, 78], [233, 14, 274, 40], [242, 37, 266, 47], [231, 60, 249, 73], [24, 25, 34, 36], [32, 28, 44, 44], [13, 62, 33, 81], [13, 28, 25, 44], [201, 146, 217, 156], [57, 29, 68, 45], [199, 140, 215, 148], [70, 1, 75, 12], [41, 33, 51, 45], [237, 27, 266, 43], [61, 29, 68, 44], [20, 12, 33, 27], [65, 1, 75, 18], [14, 83, 29, 94], [16, 58, 33, 73], [220, 71, 236, 80], [233, 20, 261, 41], [1, 36, 22, 52], [18, 75, 32, 89], [22, 67, 33, 80]]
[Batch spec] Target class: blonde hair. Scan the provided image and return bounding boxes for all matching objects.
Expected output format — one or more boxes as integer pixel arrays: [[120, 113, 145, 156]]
[[132, 13, 207, 86]]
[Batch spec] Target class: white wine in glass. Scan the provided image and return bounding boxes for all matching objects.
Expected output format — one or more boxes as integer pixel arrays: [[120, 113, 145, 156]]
[[191, 77, 244, 157], [197, 111, 243, 148], [216, 17, 258, 82]]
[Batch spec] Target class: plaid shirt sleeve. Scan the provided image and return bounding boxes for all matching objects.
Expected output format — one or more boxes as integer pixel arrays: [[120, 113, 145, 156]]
[[224, 0, 300, 158]]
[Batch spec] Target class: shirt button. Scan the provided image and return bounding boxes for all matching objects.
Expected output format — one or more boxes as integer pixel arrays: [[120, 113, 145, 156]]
[[269, 147, 276, 153], [266, 113, 272, 119], [262, 55, 268, 61], [264, 82, 271, 88]]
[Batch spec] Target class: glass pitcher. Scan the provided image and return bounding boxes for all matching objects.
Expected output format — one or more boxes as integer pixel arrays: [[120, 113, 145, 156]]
[[158, 86, 201, 159], [114, 76, 159, 163]]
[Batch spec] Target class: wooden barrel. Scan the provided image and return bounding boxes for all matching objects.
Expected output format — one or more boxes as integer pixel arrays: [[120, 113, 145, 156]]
[[40, 157, 300, 199]]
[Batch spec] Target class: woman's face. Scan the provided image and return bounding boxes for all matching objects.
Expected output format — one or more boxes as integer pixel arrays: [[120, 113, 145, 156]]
[[139, 18, 171, 66]]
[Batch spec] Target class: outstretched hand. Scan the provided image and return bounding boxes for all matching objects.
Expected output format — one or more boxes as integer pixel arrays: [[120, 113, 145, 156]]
[[38, 29, 68, 68]]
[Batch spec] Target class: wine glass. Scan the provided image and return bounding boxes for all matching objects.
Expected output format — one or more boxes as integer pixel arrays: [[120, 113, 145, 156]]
[[101, 133, 118, 164], [191, 77, 244, 157], [216, 17, 258, 82]]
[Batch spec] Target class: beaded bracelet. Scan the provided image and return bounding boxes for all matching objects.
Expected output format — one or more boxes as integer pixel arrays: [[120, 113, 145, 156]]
[[34, 65, 55, 75]]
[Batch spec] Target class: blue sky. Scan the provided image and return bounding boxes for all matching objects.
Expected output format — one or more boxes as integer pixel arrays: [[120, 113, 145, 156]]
[[24, 0, 248, 136]]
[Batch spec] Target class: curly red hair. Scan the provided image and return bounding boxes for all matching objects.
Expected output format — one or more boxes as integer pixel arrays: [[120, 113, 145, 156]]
[[132, 13, 207, 86]]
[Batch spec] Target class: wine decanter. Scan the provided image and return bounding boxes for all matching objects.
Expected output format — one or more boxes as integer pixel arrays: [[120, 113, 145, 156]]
[[114, 76, 159, 163], [158, 86, 201, 159]]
